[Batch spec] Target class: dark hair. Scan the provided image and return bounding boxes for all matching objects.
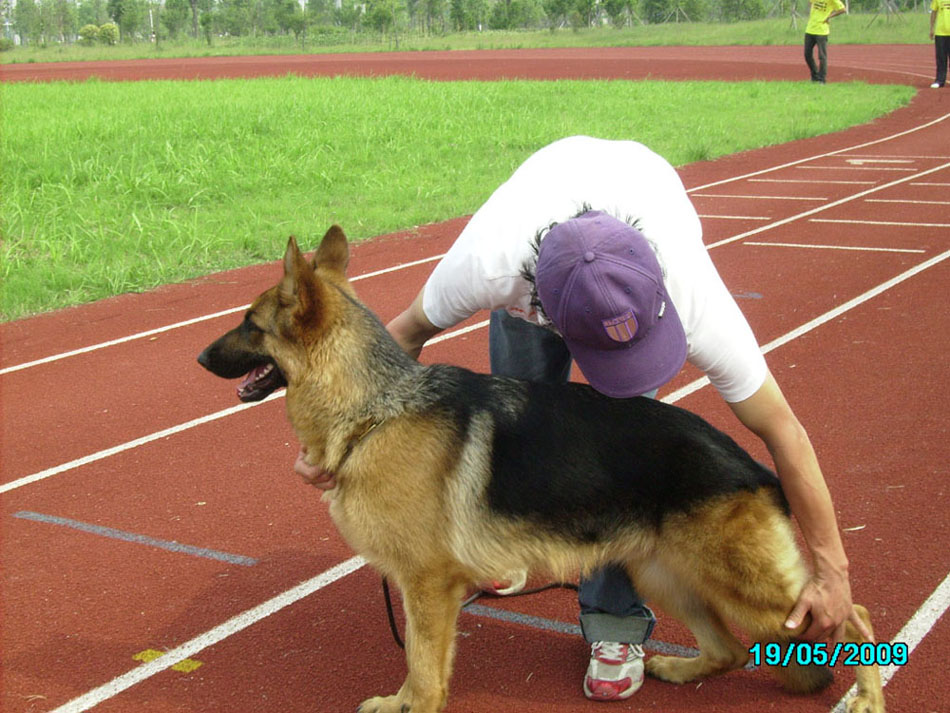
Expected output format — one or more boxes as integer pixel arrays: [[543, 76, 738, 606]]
[[520, 205, 645, 323]]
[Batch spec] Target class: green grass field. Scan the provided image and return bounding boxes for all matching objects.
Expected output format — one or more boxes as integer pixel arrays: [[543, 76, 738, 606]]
[[0, 13, 931, 65], [0, 75, 914, 321]]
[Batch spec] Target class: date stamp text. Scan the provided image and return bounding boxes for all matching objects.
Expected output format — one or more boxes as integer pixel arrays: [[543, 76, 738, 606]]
[[749, 642, 908, 667]]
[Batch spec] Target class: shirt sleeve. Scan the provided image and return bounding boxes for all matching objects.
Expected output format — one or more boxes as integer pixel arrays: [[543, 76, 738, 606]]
[[421, 243, 524, 329]]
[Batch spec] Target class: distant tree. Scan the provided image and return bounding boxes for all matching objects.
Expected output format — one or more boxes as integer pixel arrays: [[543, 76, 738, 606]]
[[162, 0, 190, 37], [489, 0, 541, 28], [449, 0, 487, 29], [79, 22, 99, 42], [543, 0, 572, 26], [366, 0, 405, 43], [603, 0, 633, 25], [423, 0, 446, 32], [306, 0, 332, 24], [78, 0, 108, 26], [284, 3, 308, 44], [98, 20, 118, 42], [120, 0, 146, 38], [106, 0, 122, 26], [335, 0, 363, 30], [14, 0, 41, 45], [219, 0, 251, 35], [574, 0, 597, 25], [274, 0, 300, 32], [0, 0, 12, 36], [721, 0, 764, 20], [641, 0, 703, 23], [199, 8, 212, 42]]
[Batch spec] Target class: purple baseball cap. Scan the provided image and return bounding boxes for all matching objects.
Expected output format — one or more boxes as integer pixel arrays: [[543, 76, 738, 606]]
[[535, 211, 687, 398]]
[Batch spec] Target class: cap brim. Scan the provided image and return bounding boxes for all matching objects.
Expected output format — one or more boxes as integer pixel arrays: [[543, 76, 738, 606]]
[[565, 294, 688, 398]]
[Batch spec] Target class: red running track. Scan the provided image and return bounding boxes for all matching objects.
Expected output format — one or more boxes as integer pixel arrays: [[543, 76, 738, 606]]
[[2, 48, 949, 713]]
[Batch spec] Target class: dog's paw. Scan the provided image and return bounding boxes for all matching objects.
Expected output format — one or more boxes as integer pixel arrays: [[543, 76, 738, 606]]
[[357, 695, 409, 713], [645, 654, 697, 684], [845, 691, 885, 713]]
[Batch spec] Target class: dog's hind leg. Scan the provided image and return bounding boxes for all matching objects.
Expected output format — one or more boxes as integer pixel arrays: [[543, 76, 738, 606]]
[[358, 572, 467, 713], [634, 561, 749, 684]]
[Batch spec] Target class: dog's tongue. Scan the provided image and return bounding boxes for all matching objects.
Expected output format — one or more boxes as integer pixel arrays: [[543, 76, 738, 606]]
[[237, 364, 274, 402]]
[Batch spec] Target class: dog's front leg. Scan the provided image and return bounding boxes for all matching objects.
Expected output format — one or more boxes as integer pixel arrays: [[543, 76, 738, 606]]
[[359, 575, 466, 713]]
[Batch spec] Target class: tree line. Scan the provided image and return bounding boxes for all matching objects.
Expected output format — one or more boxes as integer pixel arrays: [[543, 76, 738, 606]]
[[0, 0, 914, 50]]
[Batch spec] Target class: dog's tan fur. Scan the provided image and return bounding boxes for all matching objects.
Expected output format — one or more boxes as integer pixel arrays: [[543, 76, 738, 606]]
[[200, 228, 885, 713]]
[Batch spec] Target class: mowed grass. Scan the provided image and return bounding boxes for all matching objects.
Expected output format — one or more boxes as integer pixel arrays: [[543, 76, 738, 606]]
[[1, 75, 913, 320]]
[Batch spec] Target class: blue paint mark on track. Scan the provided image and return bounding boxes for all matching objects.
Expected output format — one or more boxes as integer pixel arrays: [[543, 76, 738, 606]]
[[12, 510, 258, 566]]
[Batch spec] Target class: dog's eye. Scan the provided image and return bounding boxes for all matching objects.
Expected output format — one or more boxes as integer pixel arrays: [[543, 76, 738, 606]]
[[241, 314, 267, 336]]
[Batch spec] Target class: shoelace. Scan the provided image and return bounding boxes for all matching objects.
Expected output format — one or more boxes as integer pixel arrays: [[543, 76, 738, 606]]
[[594, 641, 644, 662]]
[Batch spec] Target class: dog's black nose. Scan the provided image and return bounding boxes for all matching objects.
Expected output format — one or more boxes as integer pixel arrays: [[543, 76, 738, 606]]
[[197, 347, 212, 369]]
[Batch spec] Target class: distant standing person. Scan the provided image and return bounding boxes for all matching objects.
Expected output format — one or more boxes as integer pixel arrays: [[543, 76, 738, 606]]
[[931, 0, 950, 88], [804, 0, 847, 84]]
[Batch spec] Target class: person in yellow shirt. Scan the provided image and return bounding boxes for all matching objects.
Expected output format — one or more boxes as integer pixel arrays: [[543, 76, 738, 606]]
[[804, 0, 848, 83], [931, 0, 950, 88]]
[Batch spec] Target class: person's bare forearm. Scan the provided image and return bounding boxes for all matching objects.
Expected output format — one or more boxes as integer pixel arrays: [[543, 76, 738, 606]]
[[386, 288, 444, 360], [727, 373, 869, 642]]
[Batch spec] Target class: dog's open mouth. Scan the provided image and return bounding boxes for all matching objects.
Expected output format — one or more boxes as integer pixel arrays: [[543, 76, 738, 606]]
[[237, 362, 287, 402]]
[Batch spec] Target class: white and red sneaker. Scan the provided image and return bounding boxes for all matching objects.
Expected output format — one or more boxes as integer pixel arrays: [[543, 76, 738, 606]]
[[583, 641, 645, 701]]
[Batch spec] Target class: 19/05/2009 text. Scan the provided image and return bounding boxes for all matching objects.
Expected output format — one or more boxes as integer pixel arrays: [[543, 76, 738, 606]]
[[749, 642, 908, 667]]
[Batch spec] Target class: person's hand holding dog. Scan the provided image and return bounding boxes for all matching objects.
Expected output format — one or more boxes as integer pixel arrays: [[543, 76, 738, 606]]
[[294, 445, 337, 490], [786, 559, 872, 645]]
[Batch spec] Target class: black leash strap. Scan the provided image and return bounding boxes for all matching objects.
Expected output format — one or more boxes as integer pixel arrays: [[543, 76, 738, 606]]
[[381, 576, 579, 649], [382, 577, 405, 649]]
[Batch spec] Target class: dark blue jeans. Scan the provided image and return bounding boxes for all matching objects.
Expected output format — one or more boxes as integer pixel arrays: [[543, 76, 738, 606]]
[[935, 35, 950, 87], [489, 309, 656, 645], [804, 33, 829, 82]]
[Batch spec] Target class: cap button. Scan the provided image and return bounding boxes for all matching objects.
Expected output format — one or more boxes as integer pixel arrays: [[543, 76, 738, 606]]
[[583, 251, 596, 263]]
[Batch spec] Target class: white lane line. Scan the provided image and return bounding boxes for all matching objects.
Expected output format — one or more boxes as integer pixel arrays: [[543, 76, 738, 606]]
[[799, 166, 918, 172], [911, 182, 950, 187], [6, 114, 948, 378], [43, 251, 950, 712], [750, 179, 876, 185], [47, 555, 367, 713], [744, 242, 927, 254], [0, 320, 490, 496], [846, 158, 915, 165], [699, 214, 771, 221], [707, 161, 950, 249], [865, 198, 950, 206], [662, 250, 950, 404], [841, 154, 950, 160], [693, 194, 828, 201], [829, 571, 950, 713], [811, 218, 950, 228], [0, 253, 446, 377]]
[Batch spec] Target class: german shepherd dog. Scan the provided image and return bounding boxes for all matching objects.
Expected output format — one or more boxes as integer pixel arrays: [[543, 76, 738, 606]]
[[198, 227, 885, 713]]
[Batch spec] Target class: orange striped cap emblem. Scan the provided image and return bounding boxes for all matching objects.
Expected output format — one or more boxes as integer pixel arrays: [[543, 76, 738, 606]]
[[602, 310, 638, 343]]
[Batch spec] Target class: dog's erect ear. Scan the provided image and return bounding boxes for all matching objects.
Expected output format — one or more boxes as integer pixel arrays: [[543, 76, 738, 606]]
[[314, 225, 349, 278], [279, 235, 320, 315]]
